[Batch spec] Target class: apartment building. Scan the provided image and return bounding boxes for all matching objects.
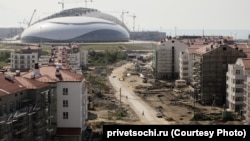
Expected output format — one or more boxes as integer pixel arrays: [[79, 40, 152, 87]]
[[153, 39, 188, 80], [179, 51, 192, 83], [68, 49, 88, 71], [244, 74, 250, 124], [191, 43, 247, 106], [22, 63, 88, 141], [0, 61, 88, 141], [0, 72, 51, 141], [226, 58, 250, 113], [10, 51, 38, 71], [39, 45, 88, 73], [10, 46, 41, 72]]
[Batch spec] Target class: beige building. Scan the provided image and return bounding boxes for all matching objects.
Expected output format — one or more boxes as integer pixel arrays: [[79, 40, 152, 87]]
[[10, 46, 41, 72], [153, 39, 188, 80], [244, 74, 250, 124], [226, 58, 250, 113]]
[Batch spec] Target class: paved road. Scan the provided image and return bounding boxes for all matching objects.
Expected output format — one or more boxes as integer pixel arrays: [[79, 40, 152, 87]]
[[108, 62, 171, 124]]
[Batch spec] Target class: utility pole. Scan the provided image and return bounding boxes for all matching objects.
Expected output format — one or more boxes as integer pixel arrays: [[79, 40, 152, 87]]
[[120, 88, 121, 110]]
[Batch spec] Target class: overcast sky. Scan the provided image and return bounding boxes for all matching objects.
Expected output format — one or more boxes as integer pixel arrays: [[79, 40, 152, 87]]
[[1, 0, 250, 31]]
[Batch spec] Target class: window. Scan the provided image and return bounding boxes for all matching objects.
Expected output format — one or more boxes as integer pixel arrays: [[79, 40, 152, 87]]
[[63, 88, 68, 95], [236, 79, 243, 84], [63, 112, 68, 119], [236, 70, 240, 74], [63, 100, 68, 107], [236, 88, 243, 93]]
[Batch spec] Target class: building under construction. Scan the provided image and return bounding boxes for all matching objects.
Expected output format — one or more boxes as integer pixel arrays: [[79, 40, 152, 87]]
[[191, 43, 247, 106]]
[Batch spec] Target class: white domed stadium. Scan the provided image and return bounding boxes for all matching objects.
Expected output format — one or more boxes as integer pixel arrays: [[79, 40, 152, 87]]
[[21, 7, 130, 43]]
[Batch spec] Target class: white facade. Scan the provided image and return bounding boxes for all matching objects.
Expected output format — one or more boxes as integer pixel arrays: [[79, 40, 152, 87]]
[[179, 51, 192, 82], [56, 80, 88, 129], [21, 16, 129, 43], [154, 39, 188, 79], [244, 75, 250, 124], [68, 50, 88, 72], [38, 55, 51, 66], [10, 52, 38, 71], [226, 59, 250, 112], [68, 52, 81, 70]]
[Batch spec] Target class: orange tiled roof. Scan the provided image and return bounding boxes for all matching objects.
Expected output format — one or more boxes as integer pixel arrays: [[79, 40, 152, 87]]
[[22, 66, 84, 82], [194, 43, 218, 55], [242, 59, 250, 69], [15, 76, 49, 89], [0, 73, 26, 97]]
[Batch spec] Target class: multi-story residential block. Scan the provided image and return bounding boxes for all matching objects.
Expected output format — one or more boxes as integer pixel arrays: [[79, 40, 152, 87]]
[[1, 61, 88, 141], [191, 43, 247, 106], [226, 58, 250, 113], [179, 51, 192, 83], [244, 74, 250, 124], [38, 55, 51, 66], [22, 63, 88, 141], [153, 39, 188, 80], [10, 46, 41, 72], [0, 71, 51, 141], [39, 45, 88, 73]]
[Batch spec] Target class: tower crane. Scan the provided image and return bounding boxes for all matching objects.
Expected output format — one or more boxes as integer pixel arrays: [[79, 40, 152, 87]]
[[27, 9, 37, 28], [58, 0, 64, 11], [104, 10, 129, 28], [121, 10, 129, 24], [128, 14, 136, 32], [84, 0, 93, 8]]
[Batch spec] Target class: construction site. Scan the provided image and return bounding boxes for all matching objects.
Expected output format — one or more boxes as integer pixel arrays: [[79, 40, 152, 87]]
[[86, 58, 244, 140]]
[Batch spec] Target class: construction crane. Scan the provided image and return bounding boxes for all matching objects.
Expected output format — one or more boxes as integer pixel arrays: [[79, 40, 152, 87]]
[[58, 0, 64, 11], [27, 9, 37, 27], [104, 10, 129, 26], [121, 10, 129, 24], [128, 14, 136, 32], [84, 0, 93, 8]]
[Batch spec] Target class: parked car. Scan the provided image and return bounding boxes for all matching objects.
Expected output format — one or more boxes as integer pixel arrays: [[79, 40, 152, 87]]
[[156, 112, 163, 118]]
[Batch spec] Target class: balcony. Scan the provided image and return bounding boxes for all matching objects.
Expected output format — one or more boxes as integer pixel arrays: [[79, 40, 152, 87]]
[[0, 114, 7, 124], [14, 127, 27, 135], [13, 111, 27, 119], [0, 136, 6, 141]]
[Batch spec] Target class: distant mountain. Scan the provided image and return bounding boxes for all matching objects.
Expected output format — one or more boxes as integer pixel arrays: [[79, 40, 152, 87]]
[[130, 31, 166, 41], [0, 27, 23, 39]]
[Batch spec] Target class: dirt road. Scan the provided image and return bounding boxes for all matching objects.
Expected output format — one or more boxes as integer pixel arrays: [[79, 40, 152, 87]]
[[108, 62, 173, 124]]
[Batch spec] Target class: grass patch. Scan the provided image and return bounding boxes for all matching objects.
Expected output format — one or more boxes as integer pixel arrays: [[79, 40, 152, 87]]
[[0, 62, 8, 69]]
